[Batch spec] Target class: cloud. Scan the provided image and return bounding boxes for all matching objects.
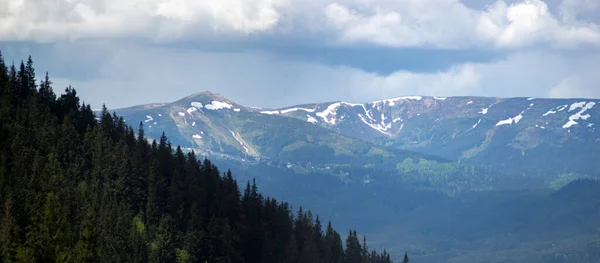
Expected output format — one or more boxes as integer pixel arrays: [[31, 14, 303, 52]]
[[326, 0, 600, 49], [1, 0, 599, 49], [33, 42, 599, 110], [3, 1, 598, 108], [476, 0, 600, 48], [323, 0, 478, 48], [559, 0, 600, 21], [547, 77, 586, 98], [0, 0, 287, 42]]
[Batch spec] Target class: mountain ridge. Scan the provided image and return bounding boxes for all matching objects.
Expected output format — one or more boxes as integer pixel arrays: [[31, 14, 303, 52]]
[[114, 91, 600, 181], [113, 91, 447, 177], [108, 91, 600, 262]]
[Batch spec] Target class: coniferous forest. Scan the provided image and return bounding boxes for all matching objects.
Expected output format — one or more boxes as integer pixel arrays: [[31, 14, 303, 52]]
[[0, 51, 396, 262]]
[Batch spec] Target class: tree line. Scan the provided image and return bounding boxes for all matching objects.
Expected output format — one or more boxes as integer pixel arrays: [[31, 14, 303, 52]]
[[0, 50, 402, 262]]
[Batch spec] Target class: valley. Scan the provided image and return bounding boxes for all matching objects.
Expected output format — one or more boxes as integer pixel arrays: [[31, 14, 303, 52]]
[[113, 91, 600, 262]]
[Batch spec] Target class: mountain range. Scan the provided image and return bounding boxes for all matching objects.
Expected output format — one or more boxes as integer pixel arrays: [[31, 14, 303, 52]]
[[114, 91, 600, 180], [112, 91, 600, 262]]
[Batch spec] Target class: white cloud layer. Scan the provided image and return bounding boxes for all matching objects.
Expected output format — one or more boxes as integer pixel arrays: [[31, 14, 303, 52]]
[[326, 0, 600, 48], [2, 0, 598, 106], [37, 42, 599, 109], [1, 0, 599, 48], [0, 0, 287, 42]]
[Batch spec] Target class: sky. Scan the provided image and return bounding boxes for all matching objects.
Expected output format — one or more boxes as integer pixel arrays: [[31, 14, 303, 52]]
[[0, 0, 599, 109]]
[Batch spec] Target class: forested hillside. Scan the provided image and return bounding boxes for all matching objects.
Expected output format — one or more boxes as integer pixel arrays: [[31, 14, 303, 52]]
[[0, 51, 394, 262]]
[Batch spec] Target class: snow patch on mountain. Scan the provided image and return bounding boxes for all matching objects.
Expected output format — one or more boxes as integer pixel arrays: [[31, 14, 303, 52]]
[[365, 109, 377, 122], [558, 105, 568, 112], [569, 101, 587, 112], [230, 130, 249, 153], [563, 120, 578, 129], [434, 97, 447, 101], [543, 109, 557, 117], [205, 101, 233, 110], [158, 114, 162, 117], [316, 103, 343, 125], [467, 101, 473, 105], [192, 134, 202, 139], [496, 112, 523, 126], [473, 119, 482, 129], [192, 121, 196, 127], [370, 96, 422, 106], [234, 108, 241, 112], [260, 110, 280, 115], [357, 114, 391, 135], [480, 108, 489, 114], [178, 112, 185, 116], [342, 102, 363, 107], [191, 102, 203, 109], [543, 105, 568, 116], [314, 101, 367, 125], [280, 107, 316, 114], [307, 115, 318, 123], [187, 107, 197, 115], [563, 102, 595, 129], [144, 115, 154, 123]]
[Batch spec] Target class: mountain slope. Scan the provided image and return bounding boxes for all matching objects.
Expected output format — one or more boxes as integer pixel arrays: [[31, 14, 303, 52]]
[[371, 179, 600, 263], [116, 92, 600, 186], [115, 92, 442, 171], [262, 96, 600, 177]]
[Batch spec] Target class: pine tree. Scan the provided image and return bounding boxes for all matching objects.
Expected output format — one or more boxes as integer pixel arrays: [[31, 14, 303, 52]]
[[149, 214, 176, 263], [38, 72, 55, 109], [345, 230, 362, 263], [0, 50, 7, 96], [128, 213, 147, 263], [362, 235, 369, 263], [24, 56, 36, 95], [0, 196, 21, 262], [403, 251, 409, 263], [37, 192, 70, 263], [73, 207, 98, 262]]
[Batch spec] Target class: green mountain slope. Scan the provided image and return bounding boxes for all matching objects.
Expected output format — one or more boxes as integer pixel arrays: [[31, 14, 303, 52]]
[[115, 91, 444, 170], [265, 96, 600, 177]]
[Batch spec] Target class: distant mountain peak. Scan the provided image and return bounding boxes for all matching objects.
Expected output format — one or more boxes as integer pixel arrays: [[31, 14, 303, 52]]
[[183, 90, 227, 100], [175, 91, 243, 110]]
